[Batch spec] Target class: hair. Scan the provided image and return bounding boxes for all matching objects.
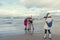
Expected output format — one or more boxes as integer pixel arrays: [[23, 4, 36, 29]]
[[46, 13, 50, 17], [44, 13, 51, 20]]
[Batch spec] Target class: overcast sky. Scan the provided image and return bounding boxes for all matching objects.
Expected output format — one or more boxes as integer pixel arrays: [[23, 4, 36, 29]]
[[0, 0, 60, 16]]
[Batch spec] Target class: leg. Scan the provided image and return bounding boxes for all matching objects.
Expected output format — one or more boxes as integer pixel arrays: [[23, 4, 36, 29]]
[[27, 24, 31, 32], [44, 29, 47, 39], [48, 29, 51, 34], [24, 27, 27, 34], [32, 23, 34, 30], [45, 29, 47, 34], [28, 28, 31, 31], [25, 27, 27, 30], [48, 29, 51, 39]]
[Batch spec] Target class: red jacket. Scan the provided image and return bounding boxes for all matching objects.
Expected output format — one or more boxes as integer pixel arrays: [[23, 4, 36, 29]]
[[24, 19, 27, 26]]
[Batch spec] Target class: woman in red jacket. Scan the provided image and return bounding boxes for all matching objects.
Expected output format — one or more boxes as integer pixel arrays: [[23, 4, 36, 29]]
[[24, 18, 28, 33]]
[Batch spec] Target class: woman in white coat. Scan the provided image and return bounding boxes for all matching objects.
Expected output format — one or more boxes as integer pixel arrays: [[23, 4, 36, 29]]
[[44, 13, 53, 39]]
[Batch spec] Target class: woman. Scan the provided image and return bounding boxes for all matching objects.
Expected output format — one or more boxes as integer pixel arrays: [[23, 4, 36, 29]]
[[24, 18, 28, 33], [27, 16, 34, 32], [44, 13, 53, 39]]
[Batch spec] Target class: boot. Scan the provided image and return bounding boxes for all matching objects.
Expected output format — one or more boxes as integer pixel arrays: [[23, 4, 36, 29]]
[[44, 34, 47, 39], [49, 34, 51, 39]]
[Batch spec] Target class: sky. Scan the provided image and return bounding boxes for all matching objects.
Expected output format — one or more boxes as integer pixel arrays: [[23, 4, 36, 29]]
[[0, 0, 60, 17]]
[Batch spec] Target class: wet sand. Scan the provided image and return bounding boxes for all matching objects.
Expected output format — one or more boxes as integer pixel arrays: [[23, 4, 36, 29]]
[[0, 33, 60, 40]]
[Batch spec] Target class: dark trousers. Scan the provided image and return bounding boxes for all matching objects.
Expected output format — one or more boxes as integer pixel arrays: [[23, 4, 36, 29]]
[[45, 29, 51, 34]]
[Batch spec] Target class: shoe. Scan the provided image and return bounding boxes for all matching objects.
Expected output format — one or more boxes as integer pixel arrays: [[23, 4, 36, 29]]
[[49, 34, 51, 39], [44, 34, 47, 39]]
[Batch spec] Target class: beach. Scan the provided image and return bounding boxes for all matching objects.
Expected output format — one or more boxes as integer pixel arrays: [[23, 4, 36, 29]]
[[0, 16, 60, 40], [0, 33, 60, 40], [0, 0, 60, 40]]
